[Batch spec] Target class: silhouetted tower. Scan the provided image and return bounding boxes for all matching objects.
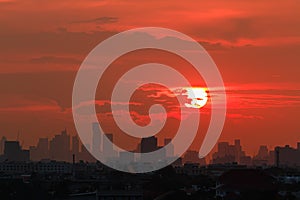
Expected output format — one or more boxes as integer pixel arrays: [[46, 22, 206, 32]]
[[141, 136, 158, 153], [49, 130, 70, 161], [164, 138, 174, 157], [275, 147, 280, 167], [92, 123, 101, 155], [72, 136, 79, 157], [4, 141, 29, 161], [103, 133, 113, 155], [0, 136, 7, 155]]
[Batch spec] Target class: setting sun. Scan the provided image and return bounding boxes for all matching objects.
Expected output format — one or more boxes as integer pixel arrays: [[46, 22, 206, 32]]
[[183, 87, 208, 109]]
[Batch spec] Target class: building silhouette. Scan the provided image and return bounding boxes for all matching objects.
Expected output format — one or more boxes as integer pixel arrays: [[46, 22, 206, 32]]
[[92, 122, 101, 156], [30, 138, 49, 161], [2, 125, 299, 170], [49, 129, 71, 162], [141, 136, 158, 153], [0, 136, 7, 155], [139, 136, 160, 164], [103, 133, 117, 160], [79, 143, 96, 162], [253, 145, 271, 166], [4, 141, 29, 162], [27, 129, 99, 163], [183, 150, 206, 166], [72, 135, 79, 162], [275, 143, 300, 167], [164, 138, 174, 157], [212, 139, 251, 165]]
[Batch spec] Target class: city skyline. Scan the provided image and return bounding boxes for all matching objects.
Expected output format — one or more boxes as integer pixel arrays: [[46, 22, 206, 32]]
[[1, 128, 299, 168], [1, 128, 300, 157], [1, 0, 300, 199]]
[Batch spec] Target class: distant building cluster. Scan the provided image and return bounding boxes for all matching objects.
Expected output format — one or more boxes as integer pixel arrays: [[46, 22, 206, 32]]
[[1, 139, 29, 162], [0, 130, 95, 163], [29, 129, 95, 163], [212, 139, 300, 167], [0, 128, 299, 169], [275, 144, 300, 168], [212, 139, 251, 165], [0, 129, 300, 200]]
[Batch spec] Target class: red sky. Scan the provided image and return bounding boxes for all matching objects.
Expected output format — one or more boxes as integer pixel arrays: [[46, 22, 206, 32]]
[[0, 0, 300, 156]]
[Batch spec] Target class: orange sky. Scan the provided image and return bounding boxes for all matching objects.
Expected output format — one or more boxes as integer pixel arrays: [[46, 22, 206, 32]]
[[0, 0, 300, 155]]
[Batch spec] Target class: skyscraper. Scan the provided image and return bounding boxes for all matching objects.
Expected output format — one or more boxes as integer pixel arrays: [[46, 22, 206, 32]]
[[79, 144, 96, 162], [253, 145, 270, 166], [212, 139, 247, 164], [183, 150, 206, 166], [72, 135, 79, 157], [49, 129, 70, 162], [256, 145, 269, 159], [141, 136, 158, 153], [92, 122, 101, 155], [30, 138, 49, 161], [0, 136, 7, 155], [103, 133, 114, 159], [275, 144, 300, 167], [164, 138, 174, 157], [39, 138, 49, 158], [4, 141, 29, 162]]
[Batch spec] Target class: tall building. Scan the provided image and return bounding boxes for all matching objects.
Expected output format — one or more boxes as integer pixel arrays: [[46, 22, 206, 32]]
[[212, 139, 248, 165], [103, 133, 115, 159], [140, 136, 159, 163], [256, 145, 269, 159], [38, 138, 49, 154], [30, 138, 49, 161], [79, 144, 96, 162], [92, 122, 101, 155], [4, 141, 29, 162], [275, 144, 300, 167], [141, 136, 158, 153], [164, 138, 174, 157], [49, 129, 71, 162], [0, 136, 7, 155], [234, 139, 242, 163], [269, 150, 275, 166], [72, 135, 80, 160], [253, 145, 270, 166], [183, 150, 206, 166]]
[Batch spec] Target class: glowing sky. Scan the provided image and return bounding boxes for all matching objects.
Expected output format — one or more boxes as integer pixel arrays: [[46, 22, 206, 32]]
[[0, 0, 300, 155]]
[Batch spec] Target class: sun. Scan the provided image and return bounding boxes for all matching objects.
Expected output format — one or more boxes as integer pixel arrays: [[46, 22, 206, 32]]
[[183, 87, 208, 108]]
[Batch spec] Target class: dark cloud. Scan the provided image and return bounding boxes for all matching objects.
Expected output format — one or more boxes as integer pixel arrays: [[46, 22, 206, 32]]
[[29, 56, 81, 65], [186, 16, 261, 44], [0, 71, 76, 110], [222, 17, 260, 42], [71, 16, 118, 24], [0, 30, 117, 54]]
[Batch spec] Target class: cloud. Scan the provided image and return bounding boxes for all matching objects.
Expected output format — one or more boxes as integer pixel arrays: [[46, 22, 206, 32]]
[[0, 30, 117, 55], [226, 86, 300, 110], [0, 71, 75, 110], [71, 17, 118, 24], [227, 113, 264, 120], [0, 94, 62, 112], [29, 56, 81, 65]]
